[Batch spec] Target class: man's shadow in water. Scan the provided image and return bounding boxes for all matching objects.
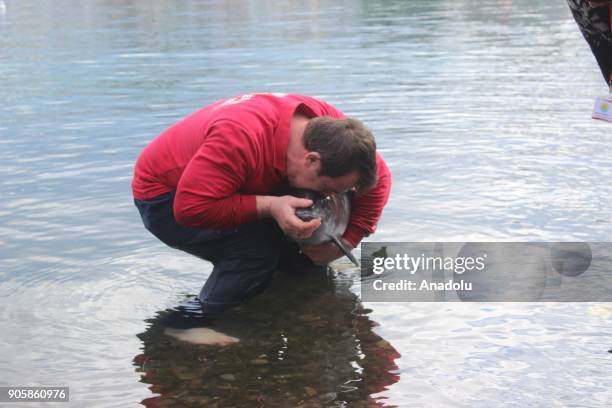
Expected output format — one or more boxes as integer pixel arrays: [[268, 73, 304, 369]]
[[134, 266, 401, 407]]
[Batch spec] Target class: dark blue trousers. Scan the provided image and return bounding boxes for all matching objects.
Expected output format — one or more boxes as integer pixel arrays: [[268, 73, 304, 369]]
[[134, 192, 307, 316]]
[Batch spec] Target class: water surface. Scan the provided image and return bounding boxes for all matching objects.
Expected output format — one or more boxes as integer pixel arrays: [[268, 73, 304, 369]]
[[1, 0, 611, 406]]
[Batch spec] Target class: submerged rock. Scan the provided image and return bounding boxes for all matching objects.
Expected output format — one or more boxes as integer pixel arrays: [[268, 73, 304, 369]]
[[319, 392, 337, 403], [299, 314, 321, 322], [164, 327, 239, 346], [220, 374, 236, 382]]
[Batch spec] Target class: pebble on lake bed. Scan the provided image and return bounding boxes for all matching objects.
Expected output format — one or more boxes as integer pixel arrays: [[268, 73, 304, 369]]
[[163, 327, 239, 346]]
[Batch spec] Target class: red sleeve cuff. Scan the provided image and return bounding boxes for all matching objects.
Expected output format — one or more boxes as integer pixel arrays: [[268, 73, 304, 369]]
[[343, 224, 367, 248], [238, 194, 258, 226]]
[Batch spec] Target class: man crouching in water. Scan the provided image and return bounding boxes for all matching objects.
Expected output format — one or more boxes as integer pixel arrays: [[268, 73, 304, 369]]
[[132, 93, 391, 344]]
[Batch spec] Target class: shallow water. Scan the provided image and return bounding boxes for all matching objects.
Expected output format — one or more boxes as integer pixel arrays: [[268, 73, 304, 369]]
[[1, 0, 611, 406]]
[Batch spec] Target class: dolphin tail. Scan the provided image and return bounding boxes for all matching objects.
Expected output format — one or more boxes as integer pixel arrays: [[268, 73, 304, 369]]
[[331, 236, 360, 267]]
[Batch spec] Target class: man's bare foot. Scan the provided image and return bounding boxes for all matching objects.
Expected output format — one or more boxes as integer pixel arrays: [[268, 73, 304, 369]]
[[164, 327, 240, 346]]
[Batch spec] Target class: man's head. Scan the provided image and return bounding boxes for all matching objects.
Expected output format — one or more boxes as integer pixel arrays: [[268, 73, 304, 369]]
[[287, 116, 378, 196]]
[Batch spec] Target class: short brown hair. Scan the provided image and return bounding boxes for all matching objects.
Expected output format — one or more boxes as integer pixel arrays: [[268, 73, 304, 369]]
[[302, 116, 377, 192]]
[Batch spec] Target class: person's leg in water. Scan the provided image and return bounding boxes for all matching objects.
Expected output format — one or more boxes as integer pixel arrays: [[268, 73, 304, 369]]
[[183, 217, 284, 314], [134, 191, 285, 344]]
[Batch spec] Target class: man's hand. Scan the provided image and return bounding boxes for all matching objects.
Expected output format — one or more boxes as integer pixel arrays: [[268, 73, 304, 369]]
[[257, 195, 321, 239], [301, 237, 354, 265]]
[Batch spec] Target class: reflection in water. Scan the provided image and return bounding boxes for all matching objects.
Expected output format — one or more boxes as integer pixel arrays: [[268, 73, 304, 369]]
[[134, 267, 400, 407]]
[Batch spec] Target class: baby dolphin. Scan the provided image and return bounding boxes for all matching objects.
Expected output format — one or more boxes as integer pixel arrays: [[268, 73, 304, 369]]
[[291, 189, 360, 267]]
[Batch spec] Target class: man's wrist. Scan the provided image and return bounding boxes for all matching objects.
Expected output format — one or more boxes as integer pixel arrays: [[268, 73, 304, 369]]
[[256, 195, 275, 219]]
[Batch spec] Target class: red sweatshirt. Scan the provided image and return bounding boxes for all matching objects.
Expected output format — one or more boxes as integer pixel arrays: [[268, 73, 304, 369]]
[[132, 93, 391, 246]]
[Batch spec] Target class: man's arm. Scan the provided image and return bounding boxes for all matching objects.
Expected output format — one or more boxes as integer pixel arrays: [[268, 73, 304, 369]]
[[174, 120, 320, 236], [300, 237, 354, 265], [173, 120, 260, 230]]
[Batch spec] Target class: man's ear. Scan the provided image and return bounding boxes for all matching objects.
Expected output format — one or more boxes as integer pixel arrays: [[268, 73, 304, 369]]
[[304, 151, 321, 168]]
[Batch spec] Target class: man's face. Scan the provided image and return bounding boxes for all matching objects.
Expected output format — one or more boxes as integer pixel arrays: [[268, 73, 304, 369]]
[[288, 152, 359, 196]]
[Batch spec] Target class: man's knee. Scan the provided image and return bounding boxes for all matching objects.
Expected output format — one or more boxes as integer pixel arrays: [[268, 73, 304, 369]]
[[179, 217, 283, 264], [215, 218, 284, 263]]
